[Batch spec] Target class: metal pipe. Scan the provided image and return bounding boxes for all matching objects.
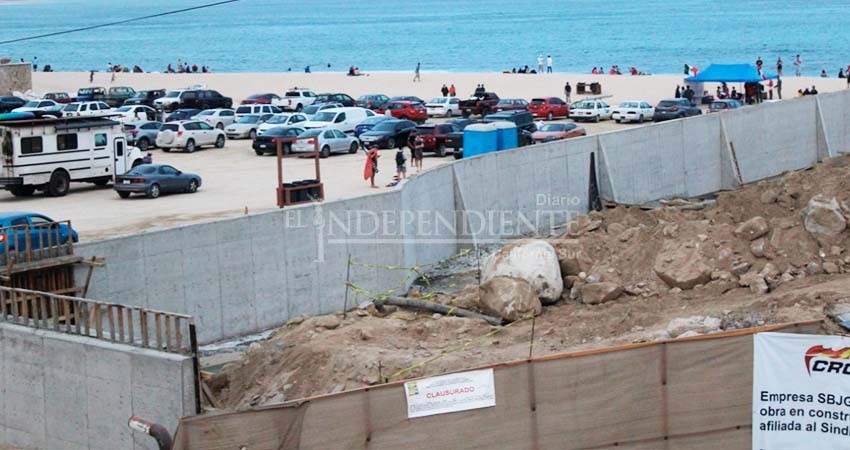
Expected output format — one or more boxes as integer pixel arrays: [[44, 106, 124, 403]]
[[128, 416, 173, 450]]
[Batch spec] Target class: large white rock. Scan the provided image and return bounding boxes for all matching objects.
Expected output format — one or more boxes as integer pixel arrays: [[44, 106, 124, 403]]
[[482, 239, 563, 304], [803, 195, 846, 240]]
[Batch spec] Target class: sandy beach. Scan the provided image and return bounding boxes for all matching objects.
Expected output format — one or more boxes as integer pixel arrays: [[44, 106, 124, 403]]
[[31, 71, 848, 105]]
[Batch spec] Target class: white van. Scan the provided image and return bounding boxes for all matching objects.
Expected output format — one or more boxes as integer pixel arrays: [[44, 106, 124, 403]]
[[301, 107, 375, 134]]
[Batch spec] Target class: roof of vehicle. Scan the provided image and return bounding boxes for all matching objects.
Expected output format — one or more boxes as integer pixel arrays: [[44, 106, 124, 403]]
[[712, 99, 740, 104], [0, 212, 44, 221], [387, 100, 416, 105], [246, 93, 278, 97], [0, 116, 120, 128], [172, 109, 202, 113], [125, 120, 161, 125]]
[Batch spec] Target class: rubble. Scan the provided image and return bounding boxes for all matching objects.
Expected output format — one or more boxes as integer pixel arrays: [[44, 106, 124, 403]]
[[478, 276, 541, 321], [482, 239, 563, 304]]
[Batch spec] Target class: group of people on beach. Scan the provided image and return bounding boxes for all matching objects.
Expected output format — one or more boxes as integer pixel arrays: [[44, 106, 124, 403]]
[[165, 60, 210, 74], [440, 84, 457, 97], [590, 65, 645, 75], [507, 54, 554, 74]]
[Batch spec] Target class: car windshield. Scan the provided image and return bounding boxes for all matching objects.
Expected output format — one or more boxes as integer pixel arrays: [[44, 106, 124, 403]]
[[298, 129, 322, 138], [540, 124, 566, 132], [23, 101, 40, 107], [126, 166, 157, 175], [197, 110, 214, 116], [63, 104, 79, 111], [266, 115, 289, 124], [236, 115, 260, 124], [161, 124, 179, 132], [302, 105, 320, 115], [164, 91, 180, 98], [361, 116, 386, 125], [115, 106, 131, 112], [285, 91, 303, 97], [530, 99, 546, 105], [619, 102, 639, 108], [658, 100, 680, 107], [372, 122, 398, 132], [415, 126, 435, 135], [130, 92, 146, 99], [312, 112, 336, 122], [429, 98, 447, 104], [572, 102, 594, 109]]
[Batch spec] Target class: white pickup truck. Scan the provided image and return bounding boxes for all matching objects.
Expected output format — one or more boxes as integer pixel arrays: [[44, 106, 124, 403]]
[[281, 89, 318, 112]]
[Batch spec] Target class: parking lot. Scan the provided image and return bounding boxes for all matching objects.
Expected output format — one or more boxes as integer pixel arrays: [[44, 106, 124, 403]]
[[0, 119, 628, 240]]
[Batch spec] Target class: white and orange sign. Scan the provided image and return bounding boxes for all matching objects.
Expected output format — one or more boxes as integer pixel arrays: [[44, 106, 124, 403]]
[[404, 368, 496, 419]]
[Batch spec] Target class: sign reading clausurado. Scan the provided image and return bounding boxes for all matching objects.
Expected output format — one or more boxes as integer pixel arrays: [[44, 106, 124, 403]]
[[753, 332, 850, 450], [404, 368, 496, 419]]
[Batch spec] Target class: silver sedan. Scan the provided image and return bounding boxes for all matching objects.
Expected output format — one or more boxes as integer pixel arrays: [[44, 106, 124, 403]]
[[292, 128, 360, 158], [224, 114, 273, 139]]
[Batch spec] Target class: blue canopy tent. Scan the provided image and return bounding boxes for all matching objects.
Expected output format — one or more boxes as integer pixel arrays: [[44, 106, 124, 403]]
[[685, 63, 778, 83]]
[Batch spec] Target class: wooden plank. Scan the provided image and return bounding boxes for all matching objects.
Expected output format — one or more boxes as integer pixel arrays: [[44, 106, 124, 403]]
[[140, 310, 149, 348], [201, 380, 222, 409], [175, 317, 183, 353], [74, 298, 81, 335], [95, 304, 102, 339], [165, 315, 173, 353], [51, 296, 59, 331], [81, 256, 96, 298], [107, 305, 116, 341], [82, 301, 89, 336], [127, 309, 134, 344], [23, 226, 32, 263], [155, 313, 162, 350], [117, 306, 125, 343]]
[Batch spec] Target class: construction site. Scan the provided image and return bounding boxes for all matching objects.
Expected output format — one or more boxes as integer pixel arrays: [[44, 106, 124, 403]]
[[3, 89, 850, 449]]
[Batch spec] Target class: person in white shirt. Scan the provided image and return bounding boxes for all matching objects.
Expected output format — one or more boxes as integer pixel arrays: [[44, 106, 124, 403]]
[[546, 55, 553, 73], [537, 55, 544, 74], [793, 54, 802, 77]]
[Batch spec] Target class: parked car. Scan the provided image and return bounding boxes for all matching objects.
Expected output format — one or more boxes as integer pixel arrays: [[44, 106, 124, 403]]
[[356, 94, 390, 110], [612, 101, 655, 123], [75, 87, 105, 102], [709, 99, 744, 113], [377, 101, 428, 122], [281, 88, 318, 111], [241, 93, 284, 106], [123, 89, 166, 107], [293, 128, 360, 158], [354, 115, 394, 137], [425, 97, 461, 117], [569, 99, 613, 122], [102, 86, 137, 107], [444, 119, 483, 158], [195, 108, 236, 129], [301, 102, 344, 120], [153, 89, 233, 112], [124, 121, 162, 150], [0, 96, 27, 113], [527, 97, 570, 120], [531, 123, 586, 143], [359, 119, 417, 149], [224, 114, 274, 139], [112, 105, 157, 122], [156, 121, 226, 152], [494, 98, 529, 112], [43, 92, 71, 104], [257, 113, 308, 135], [302, 107, 375, 133], [460, 92, 500, 117], [653, 99, 702, 122], [234, 104, 281, 119], [252, 126, 306, 155], [315, 93, 356, 107], [413, 123, 459, 156], [114, 164, 201, 199], [387, 96, 425, 105], [12, 99, 62, 114], [483, 110, 536, 133], [0, 212, 78, 255], [164, 109, 202, 122], [62, 101, 112, 117]]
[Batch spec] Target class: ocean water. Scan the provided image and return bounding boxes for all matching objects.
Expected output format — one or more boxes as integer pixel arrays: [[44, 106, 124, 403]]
[[1, 0, 849, 75]]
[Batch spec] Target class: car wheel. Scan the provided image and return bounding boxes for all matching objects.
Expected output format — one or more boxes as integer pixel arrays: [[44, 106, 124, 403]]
[[547, 112, 553, 121], [118, 191, 131, 199], [295, 104, 303, 112], [436, 143, 447, 157], [187, 179, 198, 193], [639, 114, 644, 122], [137, 137, 149, 151], [320, 145, 331, 158], [185, 139, 196, 153], [216, 122, 224, 130], [453, 151, 463, 160], [284, 143, 292, 155], [47, 170, 70, 197], [162, 147, 171, 153], [594, 114, 600, 123], [147, 183, 161, 199], [349, 142, 358, 154], [249, 129, 257, 139], [93, 177, 110, 187], [215, 135, 225, 148], [8, 185, 35, 197], [445, 109, 452, 118], [387, 137, 396, 149], [480, 108, 490, 117], [461, 110, 470, 118], [254, 149, 264, 156]]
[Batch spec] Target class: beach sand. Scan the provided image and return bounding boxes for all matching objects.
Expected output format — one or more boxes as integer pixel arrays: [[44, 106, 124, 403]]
[[31, 72, 847, 105]]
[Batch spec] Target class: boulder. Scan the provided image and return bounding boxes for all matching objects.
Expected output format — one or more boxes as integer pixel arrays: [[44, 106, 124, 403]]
[[667, 316, 722, 338], [483, 239, 563, 304], [478, 276, 541, 322], [802, 195, 846, 240], [739, 272, 769, 294], [607, 222, 626, 236], [824, 261, 840, 274], [578, 282, 623, 305], [653, 242, 712, 290], [750, 238, 767, 258], [555, 240, 593, 277], [315, 315, 341, 330], [734, 216, 770, 241]]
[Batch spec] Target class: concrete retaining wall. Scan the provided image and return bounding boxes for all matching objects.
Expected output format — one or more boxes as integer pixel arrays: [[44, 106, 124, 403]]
[[0, 322, 195, 450], [76, 90, 850, 344], [0, 63, 32, 95]]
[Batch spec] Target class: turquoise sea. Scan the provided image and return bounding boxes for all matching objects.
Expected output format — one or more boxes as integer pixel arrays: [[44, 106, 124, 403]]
[[1, 0, 849, 75]]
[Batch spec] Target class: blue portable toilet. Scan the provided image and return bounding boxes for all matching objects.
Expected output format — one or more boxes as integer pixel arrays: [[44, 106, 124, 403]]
[[493, 121, 518, 150], [463, 123, 498, 157]]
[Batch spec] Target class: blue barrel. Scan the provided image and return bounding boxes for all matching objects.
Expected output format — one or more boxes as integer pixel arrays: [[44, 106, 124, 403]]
[[493, 121, 518, 150], [463, 123, 498, 157]]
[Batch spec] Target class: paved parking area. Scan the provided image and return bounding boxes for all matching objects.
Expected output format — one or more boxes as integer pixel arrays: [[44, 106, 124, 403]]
[[0, 118, 630, 240]]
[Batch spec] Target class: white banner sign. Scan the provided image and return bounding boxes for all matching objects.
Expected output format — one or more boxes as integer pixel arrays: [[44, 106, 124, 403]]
[[753, 332, 850, 449], [404, 368, 496, 419]]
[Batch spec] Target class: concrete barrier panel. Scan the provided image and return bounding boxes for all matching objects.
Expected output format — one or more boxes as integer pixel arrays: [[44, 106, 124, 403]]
[[681, 113, 725, 195], [817, 91, 850, 154]]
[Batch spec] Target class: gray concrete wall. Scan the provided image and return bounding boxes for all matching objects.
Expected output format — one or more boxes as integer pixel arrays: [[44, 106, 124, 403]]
[[0, 322, 195, 450], [76, 90, 850, 344], [0, 63, 32, 95]]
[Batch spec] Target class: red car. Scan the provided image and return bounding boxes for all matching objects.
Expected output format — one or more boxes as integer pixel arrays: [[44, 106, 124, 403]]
[[528, 97, 570, 120], [43, 92, 71, 104], [378, 101, 428, 123], [413, 123, 459, 157], [241, 93, 282, 105], [494, 98, 529, 112]]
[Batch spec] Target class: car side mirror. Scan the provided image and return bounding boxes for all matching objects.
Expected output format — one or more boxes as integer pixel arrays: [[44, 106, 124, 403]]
[[176, 170, 182, 175]]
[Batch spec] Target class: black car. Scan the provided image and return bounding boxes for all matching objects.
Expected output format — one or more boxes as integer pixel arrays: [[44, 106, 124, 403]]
[[165, 109, 202, 122], [447, 113, 534, 159], [355, 94, 390, 110], [358, 119, 417, 149], [0, 96, 26, 113], [653, 99, 702, 122], [315, 93, 355, 107], [123, 89, 166, 107], [445, 119, 483, 157], [483, 110, 536, 132], [156, 89, 233, 112], [114, 164, 202, 199], [252, 127, 305, 155]]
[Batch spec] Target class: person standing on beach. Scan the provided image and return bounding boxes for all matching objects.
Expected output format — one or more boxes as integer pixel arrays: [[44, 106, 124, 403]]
[[537, 55, 544, 74], [564, 82, 571, 103], [776, 77, 782, 99], [449, 84, 456, 96], [675, 85, 681, 98], [776, 57, 783, 76], [756, 56, 763, 72], [794, 55, 802, 77], [547, 55, 553, 73], [409, 133, 424, 173], [89, 70, 94, 83], [441, 84, 449, 97], [365, 147, 380, 188], [413, 62, 421, 82], [395, 146, 407, 180]]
